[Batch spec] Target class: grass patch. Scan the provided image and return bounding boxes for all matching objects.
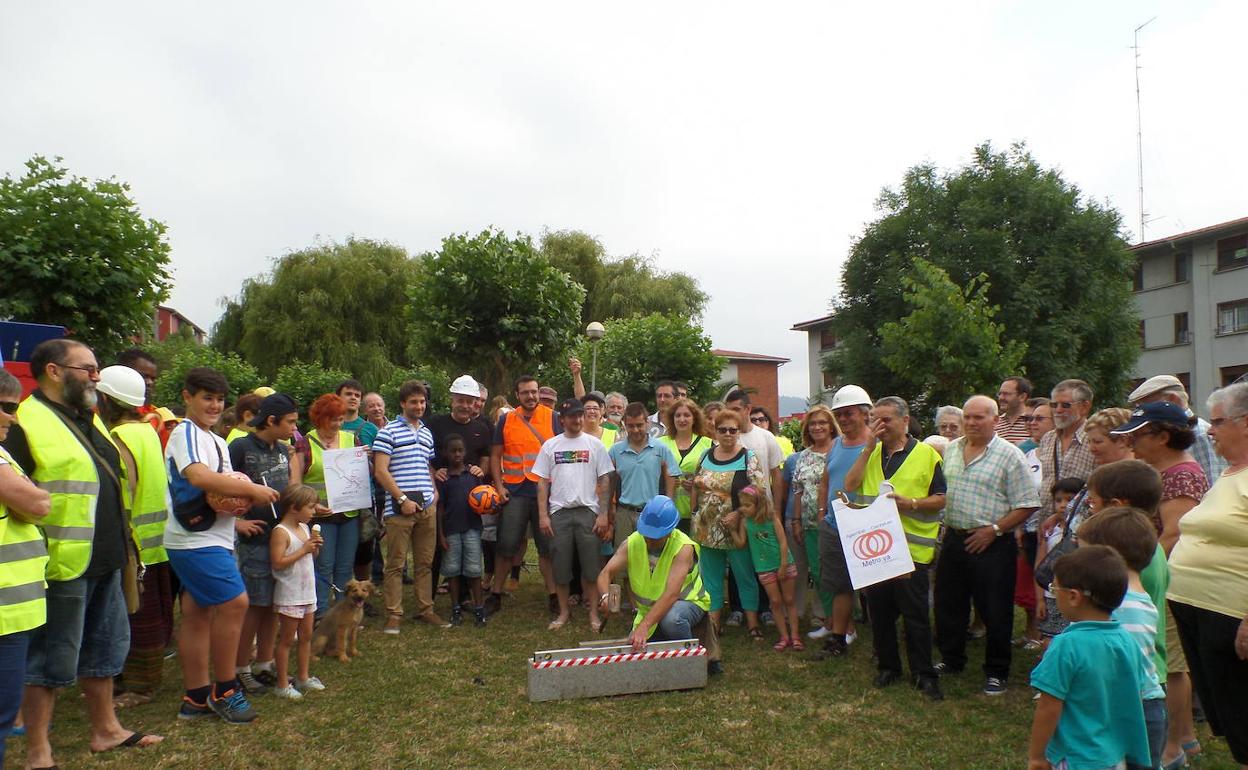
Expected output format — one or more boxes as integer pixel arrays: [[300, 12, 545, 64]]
[[5, 576, 1238, 770]]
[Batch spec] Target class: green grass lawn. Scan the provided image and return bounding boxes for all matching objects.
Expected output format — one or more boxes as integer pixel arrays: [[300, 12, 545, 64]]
[[4, 577, 1238, 770]]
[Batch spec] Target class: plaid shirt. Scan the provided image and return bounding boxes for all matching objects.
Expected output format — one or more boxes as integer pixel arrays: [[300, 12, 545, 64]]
[[995, 413, 1031, 445], [1033, 423, 1096, 532], [943, 435, 1040, 530], [1191, 418, 1229, 483]]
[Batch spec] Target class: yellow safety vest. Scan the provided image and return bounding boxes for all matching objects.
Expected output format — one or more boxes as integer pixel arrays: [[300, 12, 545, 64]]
[[658, 435, 712, 520], [226, 428, 249, 446], [111, 421, 170, 565], [16, 396, 117, 581], [625, 529, 711, 639], [859, 441, 943, 564], [305, 430, 360, 517], [0, 446, 49, 635]]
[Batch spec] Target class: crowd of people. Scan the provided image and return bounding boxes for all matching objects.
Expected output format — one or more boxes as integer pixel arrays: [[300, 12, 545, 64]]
[[1, 339, 1247, 770]]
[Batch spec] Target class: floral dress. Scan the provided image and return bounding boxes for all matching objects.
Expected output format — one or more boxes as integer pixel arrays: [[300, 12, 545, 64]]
[[790, 448, 829, 531], [692, 447, 765, 549]]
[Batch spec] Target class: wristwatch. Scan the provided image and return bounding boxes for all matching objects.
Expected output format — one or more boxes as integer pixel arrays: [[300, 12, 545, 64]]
[[991, 523, 1003, 537], [397, 494, 409, 505]]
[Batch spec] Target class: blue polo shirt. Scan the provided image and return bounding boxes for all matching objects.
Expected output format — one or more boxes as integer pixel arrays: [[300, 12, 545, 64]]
[[822, 437, 868, 530], [608, 437, 681, 507]]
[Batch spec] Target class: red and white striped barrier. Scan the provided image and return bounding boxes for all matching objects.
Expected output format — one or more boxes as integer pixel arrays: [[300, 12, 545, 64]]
[[530, 645, 706, 669]]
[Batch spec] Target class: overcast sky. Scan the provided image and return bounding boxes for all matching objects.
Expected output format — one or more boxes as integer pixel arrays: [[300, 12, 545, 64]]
[[3, 1, 1243, 398]]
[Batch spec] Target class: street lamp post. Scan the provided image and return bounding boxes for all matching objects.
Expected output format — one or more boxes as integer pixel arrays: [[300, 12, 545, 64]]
[[586, 321, 605, 392]]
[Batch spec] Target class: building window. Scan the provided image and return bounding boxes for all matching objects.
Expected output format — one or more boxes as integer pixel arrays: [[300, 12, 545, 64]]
[[1138, 319, 1147, 346], [822, 371, 837, 388], [1176, 372, 1191, 393], [1217, 233, 1248, 270], [1222, 364, 1248, 386], [1132, 262, 1145, 292], [1218, 300, 1248, 335], [1174, 251, 1190, 283], [818, 329, 838, 349], [1174, 312, 1190, 345]]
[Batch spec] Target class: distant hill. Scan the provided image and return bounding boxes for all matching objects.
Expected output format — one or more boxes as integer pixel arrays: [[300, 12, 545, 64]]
[[779, 395, 807, 418]]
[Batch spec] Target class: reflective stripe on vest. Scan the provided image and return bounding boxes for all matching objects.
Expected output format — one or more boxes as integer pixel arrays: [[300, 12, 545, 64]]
[[0, 445, 49, 634], [112, 421, 171, 565], [305, 430, 360, 518], [625, 529, 711, 639], [15, 397, 114, 581], [500, 406, 555, 485], [859, 441, 944, 564]]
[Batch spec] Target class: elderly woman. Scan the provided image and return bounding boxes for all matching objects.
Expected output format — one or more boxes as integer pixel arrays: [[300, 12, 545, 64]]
[[291, 393, 364, 617], [749, 406, 793, 458], [0, 371, 51, 764], [690, 408, 766, 638], [1166, 382, 1248, 769], [659, 399, 713, 535], [934, 405, 964, 440], [785, 405, 838, 633]]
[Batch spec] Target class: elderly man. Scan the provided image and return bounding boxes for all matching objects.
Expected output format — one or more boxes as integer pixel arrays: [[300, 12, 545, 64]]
[[1035, 379, 1096, 537], [3, 340, 163, 768], [934, 395, 1040, 696], [596, 495, 719, 672], [843, 397, 946, 700], [1129, 374, 1228, 482], [995, 376, 1033, 444]]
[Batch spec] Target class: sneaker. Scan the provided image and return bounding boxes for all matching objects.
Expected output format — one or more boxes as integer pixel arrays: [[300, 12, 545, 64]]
[[813, 636, 848, 660], [983, 677, 1007, 696], [238, 670, 270, 695], [253, 667, 278, 688], [474, 606, 487, 627], [483, 593, 503, 616], [272, 685, 303, 700], [873, 670, 900, 688], [208, 688, 258, 724], [917, 677, 945, 701], [725, 611, 744, 627], [807, 626, 832, 640], [760, 611, 775, 626], [933, 662, 963, 675], [383, 617, 401, 635], [450, 606, 464, 627], [177, 696, 214, 720], [846, 631, 858, 645], [296, 676, 325, 692]]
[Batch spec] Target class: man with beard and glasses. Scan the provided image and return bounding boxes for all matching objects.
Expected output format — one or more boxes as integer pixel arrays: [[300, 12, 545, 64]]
[[4, 340, 164, 768], [1036, 380, 1096, 538]]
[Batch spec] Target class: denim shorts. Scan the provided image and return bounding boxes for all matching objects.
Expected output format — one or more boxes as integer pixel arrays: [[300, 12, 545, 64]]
[[25, 570, 130, 688], [441, 530, 483, 579], [168, 546, 246, 607], [236, 538, 274, 607]]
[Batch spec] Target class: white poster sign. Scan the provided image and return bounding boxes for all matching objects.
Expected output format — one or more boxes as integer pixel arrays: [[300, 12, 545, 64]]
[[322, 446, 372, 513], [831, 482, 915, 590]]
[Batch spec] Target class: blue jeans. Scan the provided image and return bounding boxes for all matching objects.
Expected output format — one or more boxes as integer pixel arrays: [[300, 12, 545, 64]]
[[315, 518, 361, 614], [699, 545, 759, 612], [441, 530, 483, 579], [0, 630, 30, 767], [25, 570, 129, 688], [651, 600, 707, 641], [1127, 697, 1167, 770]]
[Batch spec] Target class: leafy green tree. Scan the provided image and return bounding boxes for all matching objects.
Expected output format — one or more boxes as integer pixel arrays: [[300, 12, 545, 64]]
[[876, 258, 1025, 414], [212, 238, 418, 386], [541, 314, 723, 410], [540, 230, 707, 324], [409, 229, 585, 398], [379, 366, 451, 417], [777, 418, 804, 450], [829, 142, 1138, 403], [272, 362, 353, 417], [0, 156, 171, 359], [152, 346, 262, 408]]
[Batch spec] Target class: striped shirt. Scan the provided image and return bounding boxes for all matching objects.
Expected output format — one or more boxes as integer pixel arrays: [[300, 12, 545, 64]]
[[942, 435, 1040, 530], [1033, 424, 1095, 533], [373, 417, 436, 517], [1112, 591, 1165, 700], [995, 413, 1031, 445]]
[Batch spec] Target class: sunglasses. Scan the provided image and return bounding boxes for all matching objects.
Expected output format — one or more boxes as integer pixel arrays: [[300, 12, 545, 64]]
[[717, 427, 739, 435], [749, 416, 768, 424], [0, 401, 18, 416], [1051, 401, 1084, 410]]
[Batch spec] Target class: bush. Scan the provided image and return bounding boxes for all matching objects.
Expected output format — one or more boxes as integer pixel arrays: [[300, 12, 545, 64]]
[[272, 362, 354, 417], [151, 346, 262, 408]]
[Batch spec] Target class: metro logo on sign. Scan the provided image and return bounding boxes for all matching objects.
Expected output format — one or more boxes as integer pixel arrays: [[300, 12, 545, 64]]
[[852, 529, 894, 561], [831, 482, 915, 589]]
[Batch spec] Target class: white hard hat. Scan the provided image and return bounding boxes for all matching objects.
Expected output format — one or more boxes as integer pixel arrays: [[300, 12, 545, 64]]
[[97, 365, 147, 408], [830, 384, 872, 410], [449, 374, 481, 398]]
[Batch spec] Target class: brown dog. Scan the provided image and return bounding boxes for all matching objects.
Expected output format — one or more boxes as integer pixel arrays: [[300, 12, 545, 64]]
[[312, 579, 373, 663]]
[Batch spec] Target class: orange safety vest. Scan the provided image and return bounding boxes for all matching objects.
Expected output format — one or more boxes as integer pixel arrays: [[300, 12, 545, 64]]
[[500, 405, 555, 485]]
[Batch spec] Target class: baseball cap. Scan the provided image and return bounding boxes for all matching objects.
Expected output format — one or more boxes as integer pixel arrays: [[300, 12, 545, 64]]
[[1127, 375, 1184, 404], [1110, 401, 1193, 435], [557, 397, 585, 416], [449, 374, 481, 398], [249, 393, 299, 427]]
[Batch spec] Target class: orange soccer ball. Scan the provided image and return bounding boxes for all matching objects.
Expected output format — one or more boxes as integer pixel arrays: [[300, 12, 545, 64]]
[[468, 484, 501, 515], [206, 472, 254, 517]]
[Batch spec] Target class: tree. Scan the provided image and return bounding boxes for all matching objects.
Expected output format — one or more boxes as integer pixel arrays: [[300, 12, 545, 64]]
[[877, 258, 1025, 415], [212, 238, 418, 387], [0, 156, 171, 359], [409, 229, 585, 398], [152, 346, 262, 409], [272, 362, 353, 417], [540, 314, 723, 411], [378, 366, 452, 417], [540, 230, 708, 324], [829, 142, 1138, 404]]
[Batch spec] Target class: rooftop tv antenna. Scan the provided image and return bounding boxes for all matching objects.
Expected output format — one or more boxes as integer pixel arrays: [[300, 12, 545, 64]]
[[1133, 17, 1156, 243]]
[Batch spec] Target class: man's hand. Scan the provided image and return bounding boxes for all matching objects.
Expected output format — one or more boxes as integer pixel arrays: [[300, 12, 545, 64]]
[[597, 592, 611, 616], [235, 519, 265, 537], [964, 526, 997, 554], [1235, 618, 1248, 661], [314, 503, 332, 516], [249, 484, 280, 505], [468, 464, 484, 479], [439, 533, 449, 551], [592, 513, 609, 539], [539, 514, 554, 539], [628, 625, 648, 652], [495, 484, 511, 505], [569, 357, 582, 376], [400, 499, 419, 517], [434, 468, 449, 483]]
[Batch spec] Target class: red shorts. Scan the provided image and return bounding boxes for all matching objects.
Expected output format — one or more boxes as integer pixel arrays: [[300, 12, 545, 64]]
[[759, 563, 798, 585], [1013, 553, 1036, 610]]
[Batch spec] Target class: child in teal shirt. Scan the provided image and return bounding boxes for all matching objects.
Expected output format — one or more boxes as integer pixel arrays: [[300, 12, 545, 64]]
[[1029, 545, 1151, 770], [731, 486, 798, 651]]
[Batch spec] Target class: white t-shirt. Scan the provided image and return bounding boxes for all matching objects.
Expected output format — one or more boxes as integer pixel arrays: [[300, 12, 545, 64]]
[[164, 419, 238, 551], [531, 432, 614, 514], [737, 426, 783, 490]]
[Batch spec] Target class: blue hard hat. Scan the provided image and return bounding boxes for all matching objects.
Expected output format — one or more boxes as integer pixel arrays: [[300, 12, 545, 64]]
[[636, 495, 679, 538]]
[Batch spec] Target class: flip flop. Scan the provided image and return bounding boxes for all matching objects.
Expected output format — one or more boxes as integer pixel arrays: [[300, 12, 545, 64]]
[[91, 731, 161, 753], [749, 627, 765, 641], [547, 618, 567, 631], [591, 617, 607, 634]]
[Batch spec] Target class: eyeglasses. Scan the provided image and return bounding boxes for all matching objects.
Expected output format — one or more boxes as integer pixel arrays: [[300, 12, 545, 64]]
[[1018, 415, 1035, 423], [59, 364, 99, 376], [0, 401, 18, 416], [1051, 401, 1078, 409], [1210, 413, 1248, 428], [717, 427, 739, 435], [749, 416, 767, 424], [1047, 582, 1091, 596]]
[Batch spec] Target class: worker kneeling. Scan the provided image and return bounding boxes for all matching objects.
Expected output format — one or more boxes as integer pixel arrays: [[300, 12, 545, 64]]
[[597, 495, 713, 655]]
